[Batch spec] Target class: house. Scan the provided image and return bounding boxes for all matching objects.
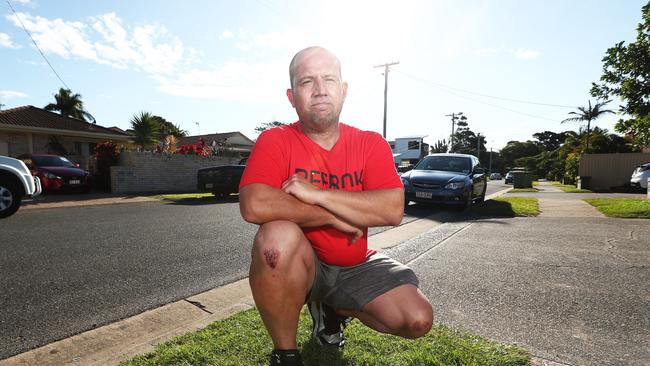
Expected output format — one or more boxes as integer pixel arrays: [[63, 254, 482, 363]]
[[0, 105, 132, 170], [391, 135, 429, 166], [177, 132, 255, 158]]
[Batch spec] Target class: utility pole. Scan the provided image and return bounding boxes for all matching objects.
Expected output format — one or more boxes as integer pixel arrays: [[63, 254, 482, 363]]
[[445, 112, 463, 153], [476, 132, 481, 158], [374, 61, 399, 138], [489, 147, 493, 175], [195, 122, 200, 135]]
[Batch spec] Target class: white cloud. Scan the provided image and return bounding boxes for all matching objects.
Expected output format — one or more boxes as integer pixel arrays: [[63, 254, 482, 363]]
[[156, 61, 288, 102], [5, 12, 184, 75], [14, 0, 32, 4], [219, 29, 233, 39], [0, 90, 28, 99], [513, 48, 540, 60], [0, 32, 20, 49]]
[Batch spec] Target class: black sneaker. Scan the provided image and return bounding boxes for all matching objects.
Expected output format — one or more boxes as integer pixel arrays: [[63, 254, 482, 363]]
[[270, 349, 303, 365], [307, 301, 351, 348]]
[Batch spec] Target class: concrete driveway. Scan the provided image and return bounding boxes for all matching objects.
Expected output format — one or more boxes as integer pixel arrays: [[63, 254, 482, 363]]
[[398, 216, 649, 366]]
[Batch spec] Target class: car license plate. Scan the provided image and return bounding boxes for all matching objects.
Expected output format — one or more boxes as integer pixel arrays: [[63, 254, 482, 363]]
[[416, 191, 433, 199], [69, 179, 80, 185], [205, 183, 214, 189]]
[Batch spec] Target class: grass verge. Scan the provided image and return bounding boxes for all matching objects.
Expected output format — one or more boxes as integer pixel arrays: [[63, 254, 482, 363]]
[[547, 182, 592, 193], [584, 198, 650, 218], [120, 309, 530, 366], [509, 188, 539, 193], [155, 193, 217, 200], [469, 197, 539, 217]]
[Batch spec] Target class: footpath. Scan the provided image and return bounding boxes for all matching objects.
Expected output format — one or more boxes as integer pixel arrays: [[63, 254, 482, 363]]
[[3, 185, 649, 366]]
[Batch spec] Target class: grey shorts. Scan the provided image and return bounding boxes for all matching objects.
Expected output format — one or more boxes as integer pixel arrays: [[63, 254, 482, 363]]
[[306, 252, 419, 311]]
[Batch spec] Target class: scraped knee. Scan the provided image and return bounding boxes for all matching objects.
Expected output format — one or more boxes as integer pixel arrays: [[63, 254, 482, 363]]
[[252, 220, 306, 269]]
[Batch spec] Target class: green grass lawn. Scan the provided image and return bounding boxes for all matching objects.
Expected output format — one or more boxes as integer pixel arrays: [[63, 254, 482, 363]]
[[508, 188, 539, 193], [120, 309, 530, 366], [469, 197, 539, 217], [547, 182, 592, 193], [584, 198, 650, 218], [155, 193, 219, 200]]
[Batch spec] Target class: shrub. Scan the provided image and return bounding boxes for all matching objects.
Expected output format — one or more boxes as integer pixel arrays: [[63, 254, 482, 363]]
[[93, 140, 122, 191]]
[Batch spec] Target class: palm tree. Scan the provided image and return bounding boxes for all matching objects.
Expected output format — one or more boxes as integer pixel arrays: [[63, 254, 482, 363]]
[[44, 88, 95, 122], [561, 100, 614, 153], [130, 111, 160, 150]]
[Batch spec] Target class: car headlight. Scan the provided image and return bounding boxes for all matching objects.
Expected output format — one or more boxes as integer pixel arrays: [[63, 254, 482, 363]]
[[401, 177, 410, 186], [43, 171, 61, 179], [444, 181, 465, 189]]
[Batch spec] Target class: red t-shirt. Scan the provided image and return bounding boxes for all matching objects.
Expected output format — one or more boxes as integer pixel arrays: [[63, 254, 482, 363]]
[[239, 122, 402, 266]]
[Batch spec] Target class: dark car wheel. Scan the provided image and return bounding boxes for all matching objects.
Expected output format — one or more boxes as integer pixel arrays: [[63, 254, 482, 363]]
[[0, 180, 22, 219], [476, 186, 487, 203], [455, 193, 472, 211]]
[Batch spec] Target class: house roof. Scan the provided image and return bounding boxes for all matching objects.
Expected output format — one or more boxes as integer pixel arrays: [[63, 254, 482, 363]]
[[177, 132, 255, 147], [0, 105, 132, 138]]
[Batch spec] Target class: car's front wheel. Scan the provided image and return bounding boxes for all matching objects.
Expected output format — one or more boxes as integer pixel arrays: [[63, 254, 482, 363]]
[[0, 180, 23, 219], [476, 185, 487, 203], [455, 193, 472, 211]]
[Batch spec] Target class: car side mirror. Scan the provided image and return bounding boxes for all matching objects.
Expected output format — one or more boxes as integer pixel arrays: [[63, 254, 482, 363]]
[[474, 167, 485, 175]]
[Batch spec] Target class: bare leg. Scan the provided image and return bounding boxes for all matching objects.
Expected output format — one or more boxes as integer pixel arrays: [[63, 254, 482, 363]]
[[337, 284, 433, 339], [249, 220, 316, 349]]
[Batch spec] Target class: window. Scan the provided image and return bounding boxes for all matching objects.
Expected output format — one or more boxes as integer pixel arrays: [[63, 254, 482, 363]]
[[407, 140, 420, 150]]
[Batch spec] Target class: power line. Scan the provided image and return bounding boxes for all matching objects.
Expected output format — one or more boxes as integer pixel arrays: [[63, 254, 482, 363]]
[[396, 71, 562, 123], [6, 0, 70, 90], [396, 70, 574, 109]]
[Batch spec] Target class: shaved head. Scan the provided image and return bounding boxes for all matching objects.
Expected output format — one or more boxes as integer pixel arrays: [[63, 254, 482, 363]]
[[289, 46, 342, 90]]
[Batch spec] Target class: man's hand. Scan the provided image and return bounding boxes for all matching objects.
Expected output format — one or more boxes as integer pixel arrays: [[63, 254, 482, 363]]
[[330, 217, 363, 243], [282, 174, 362, 242], [281, 174, 323, 205]]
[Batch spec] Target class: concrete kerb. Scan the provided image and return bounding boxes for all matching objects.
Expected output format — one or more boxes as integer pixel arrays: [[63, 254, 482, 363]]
[[3, 188, 516, 366]]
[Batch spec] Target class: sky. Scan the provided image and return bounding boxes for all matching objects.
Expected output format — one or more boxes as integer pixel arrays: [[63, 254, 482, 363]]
[[0, 0, 646, 151]]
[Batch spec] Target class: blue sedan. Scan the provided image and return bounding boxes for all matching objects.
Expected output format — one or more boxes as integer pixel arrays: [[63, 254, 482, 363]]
[[400, 153, 487, 209]]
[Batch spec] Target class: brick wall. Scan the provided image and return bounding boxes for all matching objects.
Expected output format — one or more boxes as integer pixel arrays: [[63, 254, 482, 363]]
[[110, 151, 240, 194]]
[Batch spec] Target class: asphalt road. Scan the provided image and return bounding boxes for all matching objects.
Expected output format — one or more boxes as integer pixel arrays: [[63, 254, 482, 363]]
[[1, 181, 507, 360]]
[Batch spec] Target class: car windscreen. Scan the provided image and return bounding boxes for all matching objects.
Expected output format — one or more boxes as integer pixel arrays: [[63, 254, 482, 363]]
[[32, 155, 75, 167], [415, 156, 471, 173]]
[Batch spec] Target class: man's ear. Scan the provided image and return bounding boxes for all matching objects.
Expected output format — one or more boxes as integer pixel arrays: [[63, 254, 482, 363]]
[[287, 88, 295, 108], [341, 81, 348, 101]]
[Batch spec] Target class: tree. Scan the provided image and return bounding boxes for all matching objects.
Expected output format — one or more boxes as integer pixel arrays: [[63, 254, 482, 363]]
[[44, 88, 95, 122], [499, 141, 541, 170], [430, 139, 448, 153], [591, 2, 650, 148], [533, 131, 571, 151], [130, 111, 160, 150], [255, 121, 286, 134], [152, 115, 188, 140], [561, 100, 614, 153]]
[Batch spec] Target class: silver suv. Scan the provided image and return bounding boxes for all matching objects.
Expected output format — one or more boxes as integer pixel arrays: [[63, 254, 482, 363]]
[[0, 155, 42, 218]]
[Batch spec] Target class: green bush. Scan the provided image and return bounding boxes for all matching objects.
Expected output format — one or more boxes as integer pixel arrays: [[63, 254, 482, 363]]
[[93, 140, 122, 191]]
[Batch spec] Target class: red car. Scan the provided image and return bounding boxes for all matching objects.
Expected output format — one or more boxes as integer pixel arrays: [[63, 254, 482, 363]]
[[19, 154, 92, 192]]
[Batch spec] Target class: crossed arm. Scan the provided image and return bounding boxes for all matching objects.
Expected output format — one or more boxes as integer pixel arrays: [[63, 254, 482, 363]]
[[239, 175, 404, 240]]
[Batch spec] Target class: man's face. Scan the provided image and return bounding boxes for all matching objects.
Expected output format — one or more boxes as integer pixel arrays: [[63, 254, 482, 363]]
[[287, 49, 347, 128]]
